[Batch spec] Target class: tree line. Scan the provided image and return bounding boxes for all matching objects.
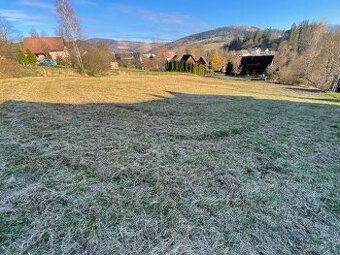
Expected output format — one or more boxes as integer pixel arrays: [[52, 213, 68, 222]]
[[273, 21, 339, 90]]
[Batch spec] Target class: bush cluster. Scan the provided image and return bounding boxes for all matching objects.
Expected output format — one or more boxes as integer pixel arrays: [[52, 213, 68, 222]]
[[69, 42, 113, 76], [0, 57, 32, 78], [17, 49, 38, 66]]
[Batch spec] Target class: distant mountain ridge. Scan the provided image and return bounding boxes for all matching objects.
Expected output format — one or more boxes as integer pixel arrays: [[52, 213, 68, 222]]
[[87, 24, 338, 52], [87, 26, 283, 52], [85, 38, 155, 52], [328, 24, 340, 32]]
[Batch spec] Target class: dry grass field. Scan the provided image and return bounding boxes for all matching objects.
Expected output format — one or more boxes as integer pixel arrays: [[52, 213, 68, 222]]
[[1, 72, 340, 254]]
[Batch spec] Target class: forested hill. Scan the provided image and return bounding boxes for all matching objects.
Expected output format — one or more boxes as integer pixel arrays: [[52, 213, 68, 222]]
[[166, 25, 283, 50]]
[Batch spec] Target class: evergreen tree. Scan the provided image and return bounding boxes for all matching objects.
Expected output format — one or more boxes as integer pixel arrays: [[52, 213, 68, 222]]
[[26, 48, 38, 64], [252, 30, 262, 45], [228, 37, 243, 51], [226, 61, 233, 75], [169, 60, 173, 71], [193, 64, 198, 74], [262, 28, 272, 46], [289, 23, 299, 50], [17, 50, 29, 66], [199, 65, 205, 76], [297, 20, 313, 52]]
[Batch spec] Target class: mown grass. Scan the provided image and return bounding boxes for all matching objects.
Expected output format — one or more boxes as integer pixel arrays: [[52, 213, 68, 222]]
[[0, 73, 339, 254]]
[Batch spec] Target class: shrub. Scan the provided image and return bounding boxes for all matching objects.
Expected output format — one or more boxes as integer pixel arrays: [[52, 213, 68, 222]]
[[56, 55, 70, 66], [225, 61, 233, 75], [17, 50, 29, 66], [0, 57, 31, 78], [82, 42, 114, 76], [26, 48, 38, 64]]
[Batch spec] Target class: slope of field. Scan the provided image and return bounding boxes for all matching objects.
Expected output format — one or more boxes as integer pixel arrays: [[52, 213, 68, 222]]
[[1, 73, 339, 254]]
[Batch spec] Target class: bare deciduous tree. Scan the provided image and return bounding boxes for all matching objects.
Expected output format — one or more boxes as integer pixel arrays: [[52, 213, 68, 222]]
[[301, 22, 327, 83], [0, 15, 16, 58], [144, 43, 166, 71], [82, 42, 113, 75], [55, 0, 84, 72], [311, 32, 340, 90], [0, 15, 13, 42], [30, 28, 39, 38]]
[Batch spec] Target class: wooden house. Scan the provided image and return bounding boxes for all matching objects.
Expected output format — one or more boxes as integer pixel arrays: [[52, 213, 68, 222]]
[[197, 56, 208, 66], [239, 55, 274, 76], [180, 54, 196, 64]]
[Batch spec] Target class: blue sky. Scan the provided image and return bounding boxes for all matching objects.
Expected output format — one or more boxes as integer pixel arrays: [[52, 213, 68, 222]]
[[1, 0, 340, 42]]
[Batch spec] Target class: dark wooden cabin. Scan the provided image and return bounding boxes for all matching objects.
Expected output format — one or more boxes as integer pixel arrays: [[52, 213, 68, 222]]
[[197, 56, 208, 66], [180, 54, 196, 64], [239, 55, 274, 76]]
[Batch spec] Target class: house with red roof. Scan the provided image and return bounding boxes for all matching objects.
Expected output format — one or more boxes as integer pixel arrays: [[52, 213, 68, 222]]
[[23, 37, 68, 61], [163, 51, 176, 61]]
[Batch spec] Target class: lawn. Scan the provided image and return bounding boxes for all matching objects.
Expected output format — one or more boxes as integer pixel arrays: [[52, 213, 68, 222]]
[[0, 73, 339, 254]]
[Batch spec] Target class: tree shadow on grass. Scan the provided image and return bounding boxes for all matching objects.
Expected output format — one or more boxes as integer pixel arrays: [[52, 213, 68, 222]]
[[303, 97, 340, 104], [1, 93, 340, 255], [284, 86, 321, 94]]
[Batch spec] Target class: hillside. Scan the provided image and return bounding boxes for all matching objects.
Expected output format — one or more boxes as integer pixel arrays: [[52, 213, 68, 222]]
[[167, 25, 258, 49], [167, 25, 283, 51]]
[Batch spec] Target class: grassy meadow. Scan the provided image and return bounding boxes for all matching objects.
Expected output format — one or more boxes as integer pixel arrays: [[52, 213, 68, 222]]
[[0, 72, 339, 254]]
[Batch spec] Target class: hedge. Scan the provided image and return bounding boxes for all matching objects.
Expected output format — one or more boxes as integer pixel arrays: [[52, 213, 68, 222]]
[[165, 60, 205, 76]]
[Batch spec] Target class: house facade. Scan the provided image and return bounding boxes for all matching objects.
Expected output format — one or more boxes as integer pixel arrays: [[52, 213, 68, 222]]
[[239, 55, 274, 76], [23, 37, 68, 61]]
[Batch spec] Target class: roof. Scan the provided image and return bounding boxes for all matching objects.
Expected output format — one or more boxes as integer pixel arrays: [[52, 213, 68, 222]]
[[23, 37, 66, 54], [239, 55, 274, 75], [172, 55, 179, 61], [143, 53, 156, 59], [163, 51, 176, 59], [197, 56, 208, 65], [180, 54, 196, 62]]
